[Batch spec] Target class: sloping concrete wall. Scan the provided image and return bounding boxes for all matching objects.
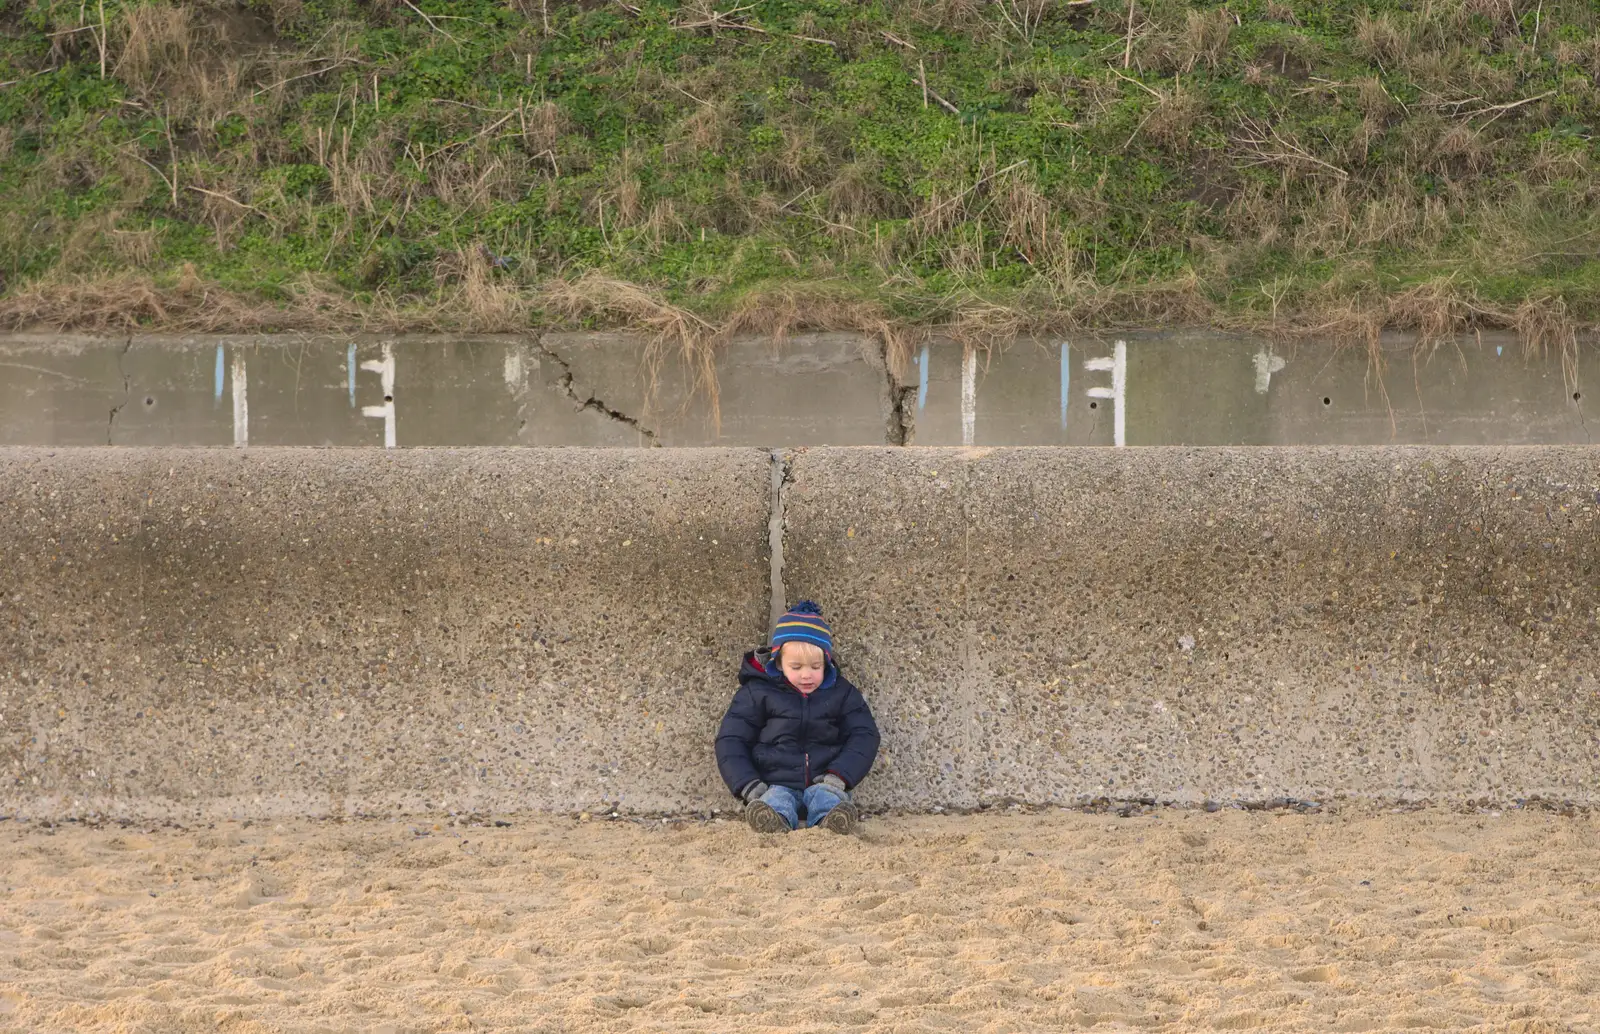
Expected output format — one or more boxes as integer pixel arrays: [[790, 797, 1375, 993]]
[[783, 447, 1600, 808], [5, 446, 1599, 819], [0, 449, 770, 819]]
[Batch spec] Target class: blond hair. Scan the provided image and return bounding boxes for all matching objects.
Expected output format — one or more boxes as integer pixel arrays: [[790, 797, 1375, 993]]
[[777, 640, 825, 666]]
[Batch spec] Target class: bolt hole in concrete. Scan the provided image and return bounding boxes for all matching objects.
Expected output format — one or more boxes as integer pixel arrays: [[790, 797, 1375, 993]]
[[1323, 396, 1332, 406], [143, 397, 154, 406], [1574, 392, 1583, 401], [1089, 401, 1098, 409], [384, 395, 394, 403]]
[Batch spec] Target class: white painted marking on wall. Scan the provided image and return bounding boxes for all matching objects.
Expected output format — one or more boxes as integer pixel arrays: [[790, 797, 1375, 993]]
[[1083, 340, 1127, 446], [1111, 340, 1126, 448], [504, 349, 523, 388], [360, 343, 397, 448], [1059, 341, 1070, 428], [230, 352, 248, 448], [1253, 349, 1286, 393], [961, 348, 977, 446]]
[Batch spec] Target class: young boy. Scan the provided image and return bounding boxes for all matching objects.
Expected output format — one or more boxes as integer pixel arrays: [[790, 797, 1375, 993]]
[[715, 601, 881, 834]]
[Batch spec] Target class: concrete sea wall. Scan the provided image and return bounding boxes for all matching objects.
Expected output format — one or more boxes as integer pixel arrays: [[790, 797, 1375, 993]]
[[3, 446, 1599, 819], [0, 449, 771, 819], [786, 448, 1600, 808]]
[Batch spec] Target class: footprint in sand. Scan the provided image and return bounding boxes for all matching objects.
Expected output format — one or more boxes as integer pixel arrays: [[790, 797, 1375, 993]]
[[217, 872, 284, 908], [1291, 964, 1340, 983]]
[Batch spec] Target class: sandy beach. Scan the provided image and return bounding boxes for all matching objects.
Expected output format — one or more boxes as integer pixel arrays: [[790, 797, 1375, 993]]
[[0, 806, 1595, 1033]]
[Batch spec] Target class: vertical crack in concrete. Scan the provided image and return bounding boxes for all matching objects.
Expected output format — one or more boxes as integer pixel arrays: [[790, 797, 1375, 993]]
[[887, 379, 916, 445], [106, 336, 133, 445], [767, 449, 789, 634], [874, 337, 917, 445], [532, 339, 662, 446]]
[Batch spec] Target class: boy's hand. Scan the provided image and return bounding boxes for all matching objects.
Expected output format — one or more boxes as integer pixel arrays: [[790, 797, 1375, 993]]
[[741, 780, 770, 802], [814, 773, 848, 796]]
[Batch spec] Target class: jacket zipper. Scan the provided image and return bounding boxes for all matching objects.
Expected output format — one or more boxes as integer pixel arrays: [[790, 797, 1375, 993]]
[[801, 690, 810, 785]]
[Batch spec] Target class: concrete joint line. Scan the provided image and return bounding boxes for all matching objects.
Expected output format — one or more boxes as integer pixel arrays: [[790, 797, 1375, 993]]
[[767, 449, 790, 633], [532, 336, 662, 446]]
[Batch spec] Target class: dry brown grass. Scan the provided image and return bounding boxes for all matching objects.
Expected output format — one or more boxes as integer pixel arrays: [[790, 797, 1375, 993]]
[[0, 268, 374, 334], [1354, 11, 1408, 66], [0, 266, 1575, 346], [1178, 8, 1234, 73], [520, 100, 568, 158], [997, 174, 1069, 277], [1555, 36, 1600, 77], [1141, 83, 1205, 151], [596, 148, 645, 228], [108, 226, 161, 267], [96, 0, 283, 126], [825, 159, 896, 224], [1513, 295, 1581, 386], [112, 2, 196, 92], [431, 248, 533, 332], [666, 98, 735, 163]]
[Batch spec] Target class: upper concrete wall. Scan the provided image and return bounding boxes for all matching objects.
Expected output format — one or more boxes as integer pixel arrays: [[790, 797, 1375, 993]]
[[1, 331, 1592, 448], [0, 448, 771, 819], [783, 447, 1600, 808]]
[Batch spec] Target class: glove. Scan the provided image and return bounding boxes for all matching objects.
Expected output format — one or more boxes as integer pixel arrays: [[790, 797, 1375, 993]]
[[814, 773, 848, 796], [741, 780, 770, 803]]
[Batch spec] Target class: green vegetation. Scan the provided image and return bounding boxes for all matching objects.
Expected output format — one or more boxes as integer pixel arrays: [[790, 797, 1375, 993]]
[[1, 0, 1598, 346]]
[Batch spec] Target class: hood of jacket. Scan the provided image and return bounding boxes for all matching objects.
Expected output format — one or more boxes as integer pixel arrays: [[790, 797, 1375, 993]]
[[739, 647, 839, 695]]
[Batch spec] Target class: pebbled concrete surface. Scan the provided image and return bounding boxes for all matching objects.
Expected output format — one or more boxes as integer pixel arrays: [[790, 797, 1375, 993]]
[[783, 447, 1600, 809], [0, 448, 770, 819], [6, 446, 1600, 819]]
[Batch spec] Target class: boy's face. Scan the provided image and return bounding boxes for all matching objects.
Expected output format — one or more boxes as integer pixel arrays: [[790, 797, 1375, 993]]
[[779, 645, 826, 694]]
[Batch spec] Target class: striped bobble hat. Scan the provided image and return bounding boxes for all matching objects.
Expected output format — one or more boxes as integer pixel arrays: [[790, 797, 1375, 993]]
[[771, 600, 834, 656]]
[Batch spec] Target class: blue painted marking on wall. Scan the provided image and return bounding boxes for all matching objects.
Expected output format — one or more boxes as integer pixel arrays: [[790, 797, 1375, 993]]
[[214, 346, 225, 400], [1059, 341, 1070, 428], [917, 345, 929, 410], [347, 343, 357, 405]]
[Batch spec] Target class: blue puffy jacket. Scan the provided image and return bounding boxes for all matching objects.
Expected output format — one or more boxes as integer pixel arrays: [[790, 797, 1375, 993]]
[[714, 648, 881, 797]]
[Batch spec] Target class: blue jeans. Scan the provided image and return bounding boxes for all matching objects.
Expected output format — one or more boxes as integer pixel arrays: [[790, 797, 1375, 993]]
[[760, 783, 849, 830]]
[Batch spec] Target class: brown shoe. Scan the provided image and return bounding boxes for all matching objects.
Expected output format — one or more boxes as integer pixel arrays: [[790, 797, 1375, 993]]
[[818, 800, 859, 835], [745, 800, 792, 834]]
